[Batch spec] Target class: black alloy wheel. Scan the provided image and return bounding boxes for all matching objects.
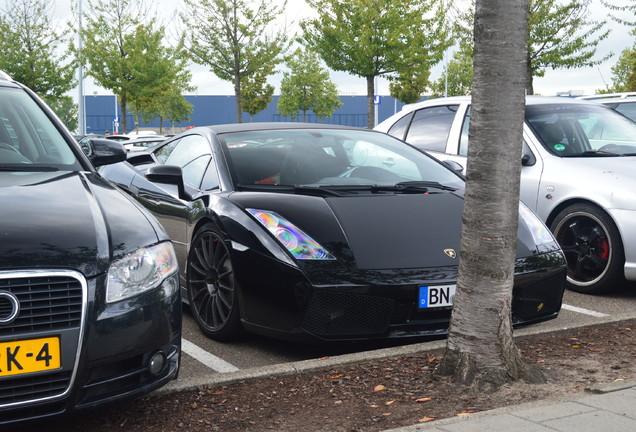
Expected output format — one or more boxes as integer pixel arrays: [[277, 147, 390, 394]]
[[187, 224, 242, 340], [551, 203, 624, 294]]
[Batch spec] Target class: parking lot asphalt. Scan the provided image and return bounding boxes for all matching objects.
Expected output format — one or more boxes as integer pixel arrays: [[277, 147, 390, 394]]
[[155, 310, 636, 432]]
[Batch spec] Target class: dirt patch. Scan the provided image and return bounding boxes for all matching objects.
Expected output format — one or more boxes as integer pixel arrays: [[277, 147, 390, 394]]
[[44, 319, 636, 432]]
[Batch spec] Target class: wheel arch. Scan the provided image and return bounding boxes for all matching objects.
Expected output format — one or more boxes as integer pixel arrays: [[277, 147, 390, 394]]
[[545, 198, 617, 232]]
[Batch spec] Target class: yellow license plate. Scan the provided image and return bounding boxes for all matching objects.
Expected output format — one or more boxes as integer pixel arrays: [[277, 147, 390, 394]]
[[0, 336, 61, 377]]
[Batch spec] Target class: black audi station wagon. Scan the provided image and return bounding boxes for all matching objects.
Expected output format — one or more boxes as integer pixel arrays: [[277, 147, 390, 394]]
[[0, 72, 181, 424]]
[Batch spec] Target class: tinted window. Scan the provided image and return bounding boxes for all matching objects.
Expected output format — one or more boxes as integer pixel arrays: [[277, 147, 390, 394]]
[[405, 105, 458, 152], [613, 102, 636, 122], [0, 87, 81, 169], [159, 135, 212, 188], [387, 112, 413, 140]]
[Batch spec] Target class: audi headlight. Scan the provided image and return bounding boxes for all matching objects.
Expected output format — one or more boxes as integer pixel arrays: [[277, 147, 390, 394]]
[[107, 241, 178, 303], [247, 208, 336, 260], [519, 202, 557, 246]]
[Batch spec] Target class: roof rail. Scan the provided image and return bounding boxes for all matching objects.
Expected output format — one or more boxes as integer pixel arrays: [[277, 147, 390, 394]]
[[577, 92, 636, 101], [0, 70, 12, 81]]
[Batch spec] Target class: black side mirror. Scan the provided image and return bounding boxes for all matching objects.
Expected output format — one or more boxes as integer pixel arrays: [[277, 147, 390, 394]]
[[145, 165, 191, 201], [521, 153, 536, 166], [442, 160, 465, 174], [86, 139, 127, 167]]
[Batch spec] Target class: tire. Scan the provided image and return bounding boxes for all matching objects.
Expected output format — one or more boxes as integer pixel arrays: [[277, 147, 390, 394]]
[[187, 223, 243, 340], [550, 203, 625, 294]]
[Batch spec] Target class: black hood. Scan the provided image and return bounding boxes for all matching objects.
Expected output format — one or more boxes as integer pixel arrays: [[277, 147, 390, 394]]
[[0, 171, 162, 277], [230, 190, 546, 271]]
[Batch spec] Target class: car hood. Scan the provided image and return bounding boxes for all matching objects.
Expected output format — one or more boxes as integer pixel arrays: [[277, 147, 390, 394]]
[[230, 191, 543, 271], [0, 171, 162, 277]]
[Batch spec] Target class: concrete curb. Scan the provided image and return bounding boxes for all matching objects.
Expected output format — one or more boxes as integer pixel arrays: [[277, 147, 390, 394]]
[[154, 311, 636, 397]]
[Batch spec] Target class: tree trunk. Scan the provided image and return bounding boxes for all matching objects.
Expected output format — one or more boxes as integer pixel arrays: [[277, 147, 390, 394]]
[[526, 49, 534, 95], [436, 0, 543, 390], [235, 75, 243, 123], [120, 95, 127, 134], [366, 75, 375, 129]]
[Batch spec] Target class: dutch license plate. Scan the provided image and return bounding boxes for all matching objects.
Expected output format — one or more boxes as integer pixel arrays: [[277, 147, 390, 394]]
[[419, 285, 456, 308], [0, 336, 61, 377]]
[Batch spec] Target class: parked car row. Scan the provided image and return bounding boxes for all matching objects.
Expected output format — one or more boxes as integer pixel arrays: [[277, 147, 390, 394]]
[[1, 67, 629, 425]]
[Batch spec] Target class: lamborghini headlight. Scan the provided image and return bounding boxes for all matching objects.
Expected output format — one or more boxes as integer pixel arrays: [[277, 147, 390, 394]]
[[519, 202, 558, 246], [107, 241, 178, 303], [247, 208, 336, 260]]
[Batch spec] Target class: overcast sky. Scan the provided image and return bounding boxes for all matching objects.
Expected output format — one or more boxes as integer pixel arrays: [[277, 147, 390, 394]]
[[50, 0, 635, 98]]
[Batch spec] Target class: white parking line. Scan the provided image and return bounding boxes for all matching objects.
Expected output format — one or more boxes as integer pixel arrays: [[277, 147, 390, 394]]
[[561, 303, 609, 318], [181, 338, 240, 373]]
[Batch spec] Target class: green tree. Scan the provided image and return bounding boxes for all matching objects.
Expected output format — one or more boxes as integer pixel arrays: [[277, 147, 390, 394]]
[[301, 0, 451, 129], [389, 69, 430, 104], [600, 41, 636, 93], [242, 66, 275, 121], [80, 0, 190, 133], [181, 0, 289, 123], [455, 0, 610, 95], [437, 0, 544, 389], [430, 45, 474, 97], [277, 49, 342, 122], [45, 96, 79, 132], [0, 0, 75, 100]]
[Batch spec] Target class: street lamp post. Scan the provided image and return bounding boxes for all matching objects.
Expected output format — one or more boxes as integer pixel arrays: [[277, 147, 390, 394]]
[[77, 0, 85, 135]]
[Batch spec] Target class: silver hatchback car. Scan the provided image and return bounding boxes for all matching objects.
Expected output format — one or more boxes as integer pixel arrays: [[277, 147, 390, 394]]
[[376, 96, 636, 295]]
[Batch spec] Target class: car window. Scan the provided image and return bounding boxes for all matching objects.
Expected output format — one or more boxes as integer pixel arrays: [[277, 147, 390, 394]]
[[219, 129, 464, 189], [613, 102, 636, 122], [459, 107, 471, 156], [0, 87, 81, 169], [154, 139, 180, 164], [527, 103, 636, 155], [158, 134, 212, 188], [387, 111, 413, 140], [404, 105, 458, 153]]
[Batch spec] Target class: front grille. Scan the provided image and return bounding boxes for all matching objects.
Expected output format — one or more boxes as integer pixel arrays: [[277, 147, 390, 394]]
[[512, 268, 566, 322], [301, 290, 394, 338], [0, 271, 86, 409], [0, 275, 83, 336], [0, 371, 72, 406]]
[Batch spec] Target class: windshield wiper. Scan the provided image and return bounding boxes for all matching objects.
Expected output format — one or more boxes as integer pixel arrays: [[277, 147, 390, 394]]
[[393, 181, 459, 191], [236, 183, 346, 197], [0, 165, 60, 172], [575, 150, 620, 157]]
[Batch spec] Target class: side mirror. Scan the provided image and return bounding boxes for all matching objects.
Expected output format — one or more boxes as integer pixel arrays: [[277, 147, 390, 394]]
[[521, 153, 536, 166], [86, 139, 127, 167], [442, 160, 465, 174], [145, 165, 191, 201]]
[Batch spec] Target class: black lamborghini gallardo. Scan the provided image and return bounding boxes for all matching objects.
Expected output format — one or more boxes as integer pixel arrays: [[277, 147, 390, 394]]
[[100, 123, 566, 343]]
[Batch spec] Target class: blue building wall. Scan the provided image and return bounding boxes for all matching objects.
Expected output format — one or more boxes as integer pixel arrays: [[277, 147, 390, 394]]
[[84, 94, 414, 135]]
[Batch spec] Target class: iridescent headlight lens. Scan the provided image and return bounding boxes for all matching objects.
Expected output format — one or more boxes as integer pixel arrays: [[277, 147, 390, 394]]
[[519, 202, 557, 246], [247, 208, 336, 260]]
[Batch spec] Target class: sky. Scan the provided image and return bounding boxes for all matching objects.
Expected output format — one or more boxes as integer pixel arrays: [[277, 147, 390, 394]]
[[49, 0, 635, 98]]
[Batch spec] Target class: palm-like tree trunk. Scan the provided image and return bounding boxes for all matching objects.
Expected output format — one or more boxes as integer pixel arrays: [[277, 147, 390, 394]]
[[437, 0, 543, 389]]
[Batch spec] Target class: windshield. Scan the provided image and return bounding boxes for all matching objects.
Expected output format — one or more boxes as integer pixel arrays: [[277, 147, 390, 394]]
[[220, 129, 464, 191], [0, 87, 82, 170], [526, 103, 636, 156]]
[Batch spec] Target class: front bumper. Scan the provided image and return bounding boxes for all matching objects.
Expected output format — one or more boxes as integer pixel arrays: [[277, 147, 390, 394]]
[[0, 270, 181, 426], [238, 251, 566, 343]]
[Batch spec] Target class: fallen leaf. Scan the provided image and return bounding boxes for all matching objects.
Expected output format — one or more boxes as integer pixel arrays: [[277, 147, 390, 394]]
[[416, 397, 432, 403], [614, 378, 625, 382], [385, 400, 395, 405], [571, 345, 582, 349], [331, 374, 343, 379], [209, 391, 224, 395], [191, 402, 198, 409], [320, 356, 330, 360], [456, 410, 477, 416], [382, 413, 392, 416], [369, 404, 380, 408], [418, 417, 436, 423], [374, 385, 386, 392]]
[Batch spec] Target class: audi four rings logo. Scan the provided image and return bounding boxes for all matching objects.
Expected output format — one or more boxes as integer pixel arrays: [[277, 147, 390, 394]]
[[0, 291, 20, 325]]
